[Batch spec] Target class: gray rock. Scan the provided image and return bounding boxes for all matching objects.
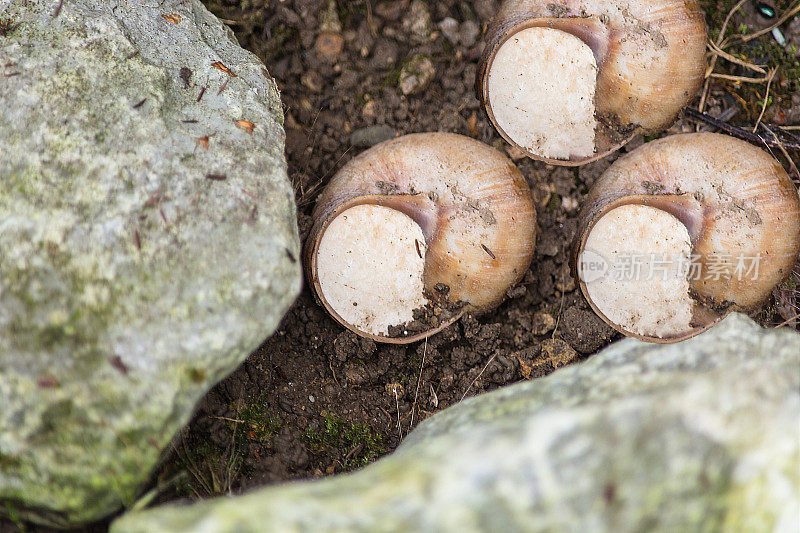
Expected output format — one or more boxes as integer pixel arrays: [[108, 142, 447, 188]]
[[111, 314, 800, 533], [0, 0, 300, 526]]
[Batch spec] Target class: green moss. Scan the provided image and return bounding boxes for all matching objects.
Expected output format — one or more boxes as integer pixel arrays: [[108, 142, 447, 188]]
[[698, 0, 745, 41], [547, 193, 562, 211], [231, 394, 283, 446], [185, 367, 207, 384], [2, 502, 25, 532], [303, 414, 386, 470], [0, 18, 18, 38]]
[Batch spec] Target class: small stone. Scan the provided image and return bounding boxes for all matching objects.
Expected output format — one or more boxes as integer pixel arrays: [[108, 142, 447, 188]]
[[561, 196, 579, 212], [530, 312, 556, 335], [319, 0, 343, 34], [459, 20, 480, 48], [554, 263, 576, 293], [350, 125, 396, 148], [438, 17, 460, 43], [315, 32, 345, 63], [375, 1, 406, 21], [474, 0, 497, 22], [370, 39, 399, 68], [538, 338, 580, 370], [301, 70, 324, 93], [362, 100, 377, 118], [401, 0, 432, 43], [399, 55, 435, 95]]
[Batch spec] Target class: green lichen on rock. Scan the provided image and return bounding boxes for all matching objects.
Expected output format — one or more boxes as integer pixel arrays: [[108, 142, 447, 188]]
[[112, 314, 799, 533], [0, 0, 299, 527]]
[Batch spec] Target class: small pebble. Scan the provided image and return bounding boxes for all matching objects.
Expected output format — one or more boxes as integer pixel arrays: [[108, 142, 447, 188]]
[[459, 20, 480, 48], [531, 312, 556, 335], [350, 125, 396, 148], [301, 71, 324, 93], [438, 17, 460, 44], [315, 32, 344, 63], [401, 0, 433, 43], [399, 55, 435, 95]]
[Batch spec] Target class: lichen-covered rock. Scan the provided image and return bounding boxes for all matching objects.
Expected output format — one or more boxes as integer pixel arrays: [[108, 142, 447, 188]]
[[0, 0, 299, 526], [112, 314, 799, 533]]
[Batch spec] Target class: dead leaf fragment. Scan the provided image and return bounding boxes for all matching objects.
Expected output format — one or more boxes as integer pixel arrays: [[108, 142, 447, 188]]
[[235, 120, 256, 134], [211, 61, 237, 77]]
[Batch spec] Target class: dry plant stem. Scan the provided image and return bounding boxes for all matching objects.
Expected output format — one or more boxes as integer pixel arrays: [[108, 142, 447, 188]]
[[461, 354, 497, 402], [760, 124, 800, 178], [707, 40, 766, 74], [775, 312, 800, 328], [698, 0, 748, 113], [723, 1, 800, 46], [753, 68, 777, 133], [409, 338, 427, 428], [683, 107, 800, 151], [710, 72, 776, 83]]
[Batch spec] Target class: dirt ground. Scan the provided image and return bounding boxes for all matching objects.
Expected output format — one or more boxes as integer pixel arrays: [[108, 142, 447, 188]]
[[146, 0, 800, 506], [4, 0, 800, 530]]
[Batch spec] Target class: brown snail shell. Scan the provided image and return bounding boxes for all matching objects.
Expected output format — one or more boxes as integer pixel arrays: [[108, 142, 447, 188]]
[[306, 133, 538, 344], [572, 132, 800, 343], [477, 0, 707, 165]]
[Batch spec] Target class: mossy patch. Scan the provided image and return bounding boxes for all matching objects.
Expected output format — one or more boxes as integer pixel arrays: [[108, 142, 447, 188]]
[[697, 0, 800, 121], [232, 394, 283, 446], [303, 414, 385, 471]]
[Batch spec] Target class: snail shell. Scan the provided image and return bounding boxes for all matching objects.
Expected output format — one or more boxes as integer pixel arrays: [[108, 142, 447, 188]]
[[306, 133, 538, 344], [477, 0, 707, 165], [572, 132, 800, 342]]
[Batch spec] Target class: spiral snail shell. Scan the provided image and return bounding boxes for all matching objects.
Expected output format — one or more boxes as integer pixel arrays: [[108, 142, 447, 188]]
[[572, 132, 800, 342], [306, 133, 538, 344], [477, 0, 707, 165]]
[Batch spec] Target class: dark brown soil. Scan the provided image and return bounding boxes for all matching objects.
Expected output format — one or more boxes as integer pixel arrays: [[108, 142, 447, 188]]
[[3, 0, 799, 530], [146, 0, 799, 506]]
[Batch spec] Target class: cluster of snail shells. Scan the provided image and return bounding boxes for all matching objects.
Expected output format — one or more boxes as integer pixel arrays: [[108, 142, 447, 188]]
[[306, 0, 800, 345]]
